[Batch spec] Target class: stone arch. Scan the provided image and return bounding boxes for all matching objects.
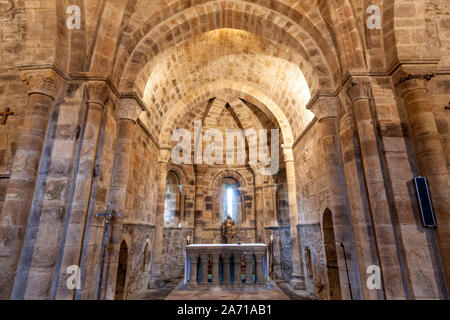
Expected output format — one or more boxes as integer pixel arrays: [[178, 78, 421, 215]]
[[114, 240, 129, 300], [159, 82, 295, 148], [211, 173, 244, 225], [166, 164, 189, 187], [212, 170, 247, 189], [113, 0, 340, 92]]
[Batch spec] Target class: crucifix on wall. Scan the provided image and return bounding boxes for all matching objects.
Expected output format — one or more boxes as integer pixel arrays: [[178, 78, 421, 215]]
[[0, 108, 14, 125]]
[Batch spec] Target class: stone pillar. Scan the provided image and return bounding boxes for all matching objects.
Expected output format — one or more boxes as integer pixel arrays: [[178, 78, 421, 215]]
[[309, 97, 362, 299], [200, 253, 210, 286], [254, 172, 265, 243], [233, 253, 242, 286], [102, 99, 143, 300], [347, 80, 406, 299], [211, 253, 220, 286], [222, 252, 232, 286], [282, 146, 306, 290], [396, 74, 450, 287], [149, 147, 171, 288], [194, 165, 207, 243], [0, 69, 62, 299], [244, 253, 254, 284], [48, 81, 110, 300], [255, 252, 265, 285], [188, 252, 199, 286]]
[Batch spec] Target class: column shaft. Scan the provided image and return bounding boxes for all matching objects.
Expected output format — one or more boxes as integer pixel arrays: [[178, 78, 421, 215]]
[[283, 148, 306, 290], [347, 81, 406, 299], [149, 153, 169, 288], [0, 70, 61, 299], [397, 77, 450, 288]]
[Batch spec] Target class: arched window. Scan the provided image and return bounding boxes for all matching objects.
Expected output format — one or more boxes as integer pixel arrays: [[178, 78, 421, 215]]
[[220, 178, 240, 222], [164, 171, 180, 226]]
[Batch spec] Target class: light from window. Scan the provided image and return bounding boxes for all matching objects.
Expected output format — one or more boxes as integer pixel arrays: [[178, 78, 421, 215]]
[[226, 187, 234, 218]]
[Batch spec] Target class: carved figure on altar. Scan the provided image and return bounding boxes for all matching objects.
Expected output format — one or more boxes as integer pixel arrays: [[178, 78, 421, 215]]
[[221, 215, 237, 244]]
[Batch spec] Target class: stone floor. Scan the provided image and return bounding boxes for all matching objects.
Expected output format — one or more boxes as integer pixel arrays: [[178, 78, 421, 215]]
[[133, 279, 314, 300]]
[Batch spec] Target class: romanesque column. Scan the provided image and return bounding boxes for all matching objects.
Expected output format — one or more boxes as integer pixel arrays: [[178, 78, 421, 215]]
[[396, 74, 450, 286], [211, 253, 220, 285], [102, 99, 143, 300], [282, 146, 306, 290], [233, 252, 242, 286], [200, 253, 209, 286], [52, 81, 110, 300], [255, 252, 265, 285], [347, 80, 406, 299], [244, 253, 254, 284], [222, 252, 232, 286], [149, 147, 171, 288], [254, 171, 265, 243], [309, 96, 362, 299], [0, 69, 62, 299], [188, 251, 199, 286], [193, 165, 207, 243]]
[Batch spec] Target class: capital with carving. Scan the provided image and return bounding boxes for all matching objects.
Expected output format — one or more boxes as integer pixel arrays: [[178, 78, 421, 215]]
[[281, 144, 294, 163], [392, 64, 436, 97], [308, 96, 338, 121], [118, 98, 144, 122], [395, 74, 434, 97], [159, 145, 171, 164], [21, 69, 63, 98], [85, 81, 110, 107], [346, 80, 371, 104]]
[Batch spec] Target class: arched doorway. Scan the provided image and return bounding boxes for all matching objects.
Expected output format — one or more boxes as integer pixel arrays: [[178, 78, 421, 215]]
[[323, 209, 342, 300], [114, 241, 128, 300]]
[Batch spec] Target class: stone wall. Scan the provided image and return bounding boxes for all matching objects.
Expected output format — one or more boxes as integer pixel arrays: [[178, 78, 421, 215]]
[[0, 0, 27, 212], [161, 227, 193, 280], [120, 124, 159, 295]]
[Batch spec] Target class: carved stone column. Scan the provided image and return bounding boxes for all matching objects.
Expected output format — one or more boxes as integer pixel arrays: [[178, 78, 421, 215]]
[[244, 253, 254, 284], [188, 252, 199, 286], [396, 74, 450, 287], [282, 146, 306, 290], [254, 171, 265, 243], [194, 165, 207, 243], [200, 253, 210, 286], [102, 99, 143, 300], [222, 252, 232, 286], [255, 252, 265, 285], [149, 147, 171, 288], [347, 80, 406, 299], [211, 253, 220, 286], [233, 252, 242, 286], [309, 96, 362, 299], [48, 81, 110, 300], [0, 69, 62, 299]]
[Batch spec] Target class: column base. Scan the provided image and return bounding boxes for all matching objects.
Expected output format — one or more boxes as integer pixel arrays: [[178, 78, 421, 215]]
[[289, 274, 306, 290], [148, 276, 164, 289]]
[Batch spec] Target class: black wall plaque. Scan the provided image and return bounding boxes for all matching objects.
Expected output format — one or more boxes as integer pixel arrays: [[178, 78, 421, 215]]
[[414, 177, 437, 228]]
